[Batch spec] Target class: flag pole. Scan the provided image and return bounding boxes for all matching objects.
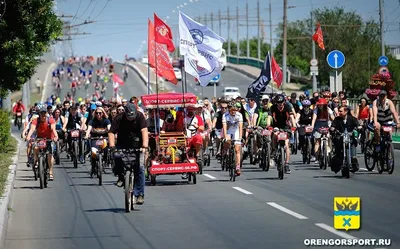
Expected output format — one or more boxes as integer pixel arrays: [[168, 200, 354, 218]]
[[147, 63, 150, 94], [182, 57, 185, 111], [155, 37, 160, 135]]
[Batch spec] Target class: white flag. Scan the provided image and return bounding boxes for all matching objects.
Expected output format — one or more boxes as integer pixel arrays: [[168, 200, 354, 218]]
[[179, 11, 225, 86]]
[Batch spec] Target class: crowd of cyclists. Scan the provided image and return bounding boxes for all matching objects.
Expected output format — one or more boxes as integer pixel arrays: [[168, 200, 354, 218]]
[[15, 56, 400, 207]]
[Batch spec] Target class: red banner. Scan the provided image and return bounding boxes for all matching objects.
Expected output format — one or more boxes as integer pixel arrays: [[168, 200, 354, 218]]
[[312, 23, 325, 50], [148, 19, 178, 84], [271, 55, 283, 89], [112, 73, 124, 86], [149, 162, 199, 175], [154, 13, 175, 53], [141, 92, 197, 108]]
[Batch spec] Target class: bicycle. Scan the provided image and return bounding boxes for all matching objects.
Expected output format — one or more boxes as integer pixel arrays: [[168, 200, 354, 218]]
[[301, 125, 313, 164], [258, 127, 273, 171], [331, 128, 357, 178], [33, 138, 53, 189], [318, 127, 330, 170], [289, 127, 298, 155], [364, 122, 396, 174], [90, 137, 108, 186], [247, 127, 257, 165], [113, 146, 143, 213], [67, 129, 80, 168], [221, 137, 240, 182], [273, 128, 292, 180], [15, 113, 23, 131]]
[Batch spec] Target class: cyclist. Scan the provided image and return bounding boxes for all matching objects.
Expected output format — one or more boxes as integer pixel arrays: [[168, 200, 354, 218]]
[[372, 90, 400, 151], [12, 100, 25, 126], [270, 94, 296, 173], [222, 102, 243, 176], [330, 105, 359, 173], [212, 100, 228, 156], [108, 103, 148, 205], [311, 98, 334, 162], [297, 100, 313, 150], [25, 107, 58, 181], [63, 106, 85, 162]]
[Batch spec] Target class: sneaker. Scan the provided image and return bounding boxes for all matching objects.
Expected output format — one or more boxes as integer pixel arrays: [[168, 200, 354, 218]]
[[284, 164, 291, 174], [136, 194, 144, 205], [116, 176, 124, 187], [235, 165, 241, 176]]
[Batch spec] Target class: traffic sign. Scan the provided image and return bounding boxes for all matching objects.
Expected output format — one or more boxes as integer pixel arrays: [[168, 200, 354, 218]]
[[326, 50, 345, 69], [310, 66, 318, 75], [378, 56, 389, 66], [310, 59, 318, 66], [213, 74, 220, 80]]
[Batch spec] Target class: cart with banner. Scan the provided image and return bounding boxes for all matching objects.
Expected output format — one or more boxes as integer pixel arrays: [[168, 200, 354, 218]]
[[142, 92, 200, 185]]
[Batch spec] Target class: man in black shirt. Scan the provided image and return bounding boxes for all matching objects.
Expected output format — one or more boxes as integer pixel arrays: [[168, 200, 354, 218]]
[[212, 101, 228, 156], [109, 103, 148, 205], [63, 106, 85, 162], [330, 105, 359, 173]]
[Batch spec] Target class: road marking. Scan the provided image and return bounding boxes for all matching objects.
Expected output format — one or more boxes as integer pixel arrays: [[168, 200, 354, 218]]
[[314, 223, 357, 239], [266, 202, 308, 220], [203, 174, 216, 179], [232, 187, 253, 195]]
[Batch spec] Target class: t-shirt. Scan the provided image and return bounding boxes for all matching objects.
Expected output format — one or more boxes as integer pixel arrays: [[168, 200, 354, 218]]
[[214, 111, 225, 130], [89, 118, 111, 137], [222, 112, 243, 134], [245, 103, 258, 125], [271, 103, 292, 129], [185, 116, 200, 138], [109, 112, 147, 149], [66, 113, 82, 130], [298, 109, 313, 125], [32, 117, 55, 139]]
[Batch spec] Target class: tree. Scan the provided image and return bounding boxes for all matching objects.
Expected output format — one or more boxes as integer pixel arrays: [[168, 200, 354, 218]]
[[0, 0, 63, 96], [274, 7, 399, 96]]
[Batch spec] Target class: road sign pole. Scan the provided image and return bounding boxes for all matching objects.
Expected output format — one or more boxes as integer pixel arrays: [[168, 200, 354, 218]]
[[214, 82, 216, 98], [335, 70, 338, 93]]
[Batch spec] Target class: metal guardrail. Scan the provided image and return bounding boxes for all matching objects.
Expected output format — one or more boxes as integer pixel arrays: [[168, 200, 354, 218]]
[[227, 55, 312, 84]]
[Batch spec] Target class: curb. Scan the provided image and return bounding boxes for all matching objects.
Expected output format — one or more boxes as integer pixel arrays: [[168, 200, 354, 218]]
[[0, 134, 22, 248], [394, 143, 400, 150]]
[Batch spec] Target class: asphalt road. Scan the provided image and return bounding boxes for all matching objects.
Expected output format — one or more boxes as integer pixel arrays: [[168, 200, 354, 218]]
[[5, 67, 400, 249], [165, 67, 274, 100]]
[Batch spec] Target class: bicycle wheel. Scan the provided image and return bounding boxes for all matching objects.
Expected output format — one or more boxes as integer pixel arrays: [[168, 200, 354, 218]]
[[323, 142, 327, 170], [306, 137, 312, 164], [98, 154, 103, 186], [55, 141, 60, 165], [386, 143, 395, 174], [124, 170, 132, 213], [364, 140, 375, 171], [265, 143, 271, 172], [73, 141, 78, 168], [248, 137, 253, 164], [278, 146, 284, 180], [39, 157, 44, 189]]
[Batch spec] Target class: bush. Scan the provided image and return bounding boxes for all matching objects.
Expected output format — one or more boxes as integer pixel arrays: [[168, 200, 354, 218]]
[[0, 110, 11, 152]]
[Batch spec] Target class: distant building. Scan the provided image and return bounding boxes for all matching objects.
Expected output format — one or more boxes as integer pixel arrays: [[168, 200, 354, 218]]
[[388, 45, 400, 60]]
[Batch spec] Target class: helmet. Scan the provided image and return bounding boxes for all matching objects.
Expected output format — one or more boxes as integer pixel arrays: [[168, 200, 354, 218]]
[[323, 92, 332, 97], [234, 102, 241, 109], [275, 94, 285, 103], [302, 100, 311, 106], [317, 98, 328, 105]]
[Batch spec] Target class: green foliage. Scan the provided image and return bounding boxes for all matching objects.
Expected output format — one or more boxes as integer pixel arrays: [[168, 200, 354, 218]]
[[274, 7, 393, 95], [0, 0, 63, 96], [0, 135, 17, 196], [223, 37, 271, 59], [0, 110, 11, 152]]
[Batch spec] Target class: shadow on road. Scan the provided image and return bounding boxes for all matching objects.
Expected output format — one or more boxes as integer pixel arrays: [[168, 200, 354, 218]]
[[85, 208, 126, 213], [245, 177, 280, 181]]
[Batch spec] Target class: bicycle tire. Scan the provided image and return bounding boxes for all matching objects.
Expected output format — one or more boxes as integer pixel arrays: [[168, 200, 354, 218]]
[[124, 170, 132, 213], [387, 143, 395, 174], [265, 143, 271, 172], [73, 141, 78, 168], [278, 146, 284, 180], [39, 157, 44, 189], [98, 154, 103, 186], [307, 137, 312, 165]]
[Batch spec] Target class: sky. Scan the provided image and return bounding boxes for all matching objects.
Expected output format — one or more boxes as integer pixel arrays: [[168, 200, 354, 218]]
[[55, 0, 400, 61]]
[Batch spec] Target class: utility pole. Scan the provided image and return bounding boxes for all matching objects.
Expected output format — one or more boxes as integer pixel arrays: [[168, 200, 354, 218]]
[[282, 0, 288, 88], [311, 10, 317, 93], [246, 0, 250, 58], [379, 0, 385, 56], [228, 6, 231, 56], [269, 0, 273, 57], [211, 12, 214, 30], [257, 0, 261, 60], [237, 4, 240, 61], [218, 9, 221, 35]]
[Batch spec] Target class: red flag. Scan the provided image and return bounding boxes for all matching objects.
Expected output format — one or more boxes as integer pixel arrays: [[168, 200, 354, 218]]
[[113, 73, 124, 86], [312, 23, 325, 50], [271, 55, 283, 89], [154, 13, 175, 52], [148, 19, 178, 85]]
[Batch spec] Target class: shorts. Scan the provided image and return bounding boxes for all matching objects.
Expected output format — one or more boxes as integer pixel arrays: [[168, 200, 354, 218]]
[[226, 133, 241, 145], [200, 131, 209, 139], [188, 134, 203, 148], [215, 129, 223, 138]]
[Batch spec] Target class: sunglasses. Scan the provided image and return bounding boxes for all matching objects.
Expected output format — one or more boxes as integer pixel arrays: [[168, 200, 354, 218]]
[[96, 112, 102, 115], [118, 109, 124, 111]]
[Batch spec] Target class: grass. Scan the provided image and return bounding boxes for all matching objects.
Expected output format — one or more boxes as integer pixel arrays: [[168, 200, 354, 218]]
[[0, 136, 18, 197]]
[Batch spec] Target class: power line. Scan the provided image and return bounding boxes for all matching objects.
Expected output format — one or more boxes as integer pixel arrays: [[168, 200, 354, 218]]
[[73, 0, 82, 20], [88, 0, 100, 19], [91, 0, 111, 20], [77, 0, 94, 19]]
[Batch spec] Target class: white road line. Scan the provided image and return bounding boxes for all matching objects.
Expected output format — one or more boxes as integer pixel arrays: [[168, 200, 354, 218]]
[[232, 187, 253, 195], [266, 202, 308, 220], [314, 223, 357, 239], [203, 174, 216, 179]]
